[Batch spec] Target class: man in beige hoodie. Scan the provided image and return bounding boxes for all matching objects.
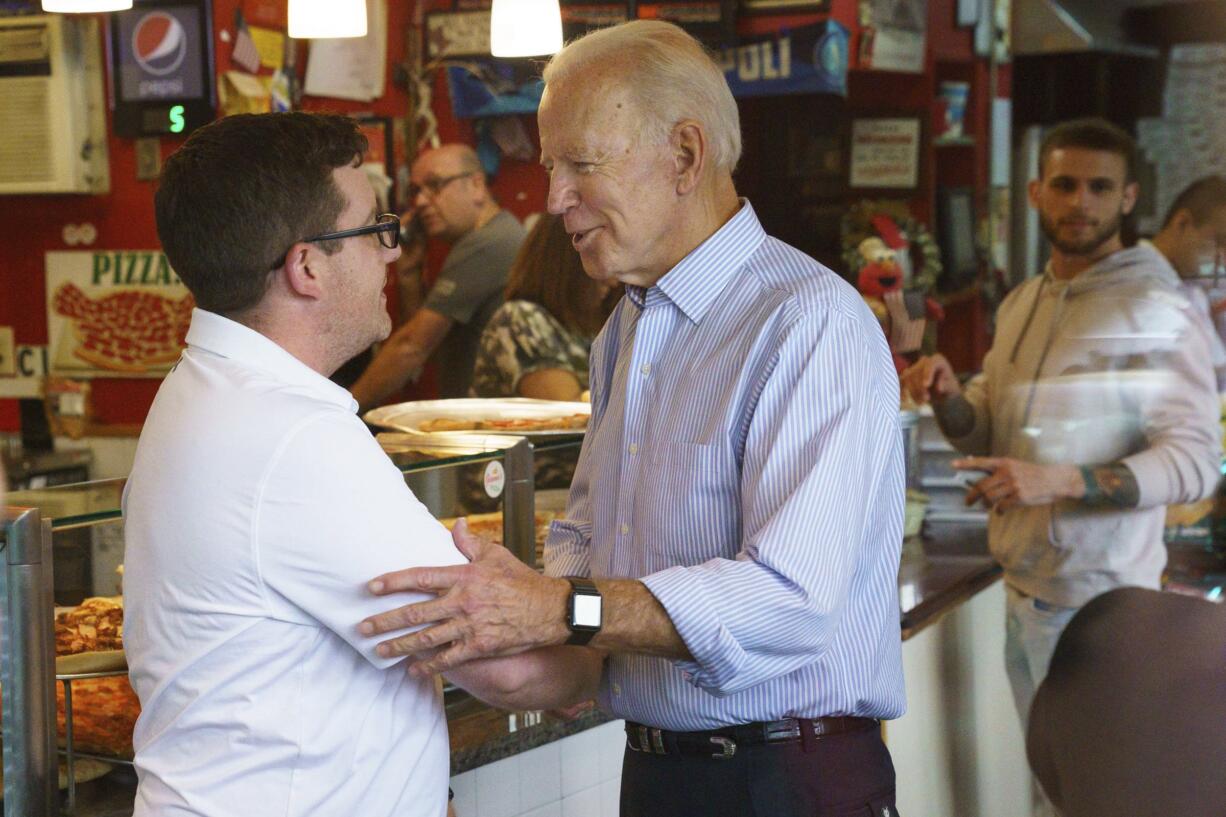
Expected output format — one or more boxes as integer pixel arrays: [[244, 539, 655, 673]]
[[902, 118, 1221, 734]]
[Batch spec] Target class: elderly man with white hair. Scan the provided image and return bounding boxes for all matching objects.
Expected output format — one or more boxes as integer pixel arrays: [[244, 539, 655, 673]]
[[362, 21, 907, 816]]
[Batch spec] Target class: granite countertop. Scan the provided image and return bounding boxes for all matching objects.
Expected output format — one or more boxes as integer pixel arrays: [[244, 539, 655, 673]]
[[59, 523, 998, 814], [899, 525, 1000, 640], [447, 522, 999, 769], [447, 697, 612, 774]]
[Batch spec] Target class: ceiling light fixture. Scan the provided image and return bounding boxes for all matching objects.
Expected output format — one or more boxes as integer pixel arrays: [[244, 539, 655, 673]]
[[490, 0, 562, 58], [41, 0, 133, 12]]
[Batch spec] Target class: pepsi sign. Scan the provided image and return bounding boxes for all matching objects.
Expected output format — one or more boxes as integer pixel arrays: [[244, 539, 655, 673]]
[[109, 2, 215, 137], [132, 12, 188, 81]]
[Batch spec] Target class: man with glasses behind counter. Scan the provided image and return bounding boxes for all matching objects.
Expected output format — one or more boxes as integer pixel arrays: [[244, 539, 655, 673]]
[[351, 144, 526, 409]]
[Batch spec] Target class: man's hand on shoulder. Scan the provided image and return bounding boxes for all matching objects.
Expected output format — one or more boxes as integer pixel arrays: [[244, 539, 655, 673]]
[[359, 519, 572, 676], [954, 457, 1085, 512], [900, 354, 961, 405]]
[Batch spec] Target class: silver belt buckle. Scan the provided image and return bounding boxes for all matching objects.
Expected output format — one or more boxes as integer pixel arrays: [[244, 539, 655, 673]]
[[709, 735, 737, 760]]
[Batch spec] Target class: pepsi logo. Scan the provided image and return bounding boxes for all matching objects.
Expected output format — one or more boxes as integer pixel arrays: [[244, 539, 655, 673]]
[[132, 11, 187, 77]]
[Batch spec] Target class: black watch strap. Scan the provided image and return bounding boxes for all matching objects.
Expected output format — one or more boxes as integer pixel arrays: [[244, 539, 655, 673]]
[[565, 576, 602, 646]]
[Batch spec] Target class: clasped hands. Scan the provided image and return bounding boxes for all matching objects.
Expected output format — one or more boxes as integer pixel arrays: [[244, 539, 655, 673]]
[[358, 519, 572, 677]]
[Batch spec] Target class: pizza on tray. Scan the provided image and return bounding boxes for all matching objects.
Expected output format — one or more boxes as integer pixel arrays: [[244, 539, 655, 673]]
[[0, 596, 143, 760], [56, 675, 140, 760], [439, 511, 559, 557], [53, 283, 194, 373], [56, 596, 124, 655], [418, 413, 589, 434]]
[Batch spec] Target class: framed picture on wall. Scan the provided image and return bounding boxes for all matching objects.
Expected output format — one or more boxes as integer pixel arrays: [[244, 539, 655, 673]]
[[937, 187, 978, 290], [740, 0, 831, 14], [560, 0, 629, 40], [639, 0, 735, 45], [849, 117, 922, 190], [424, 10, 490, 59]]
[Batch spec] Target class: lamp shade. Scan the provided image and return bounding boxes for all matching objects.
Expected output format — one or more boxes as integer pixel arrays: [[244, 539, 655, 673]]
[[288, 0, 367, 39], [490, 0, 562, 58], [41, 0, 132, 11]]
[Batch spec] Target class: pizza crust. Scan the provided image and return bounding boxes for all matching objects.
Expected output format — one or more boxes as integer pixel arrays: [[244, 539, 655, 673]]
[[55, 650, 127, 675], [418, 414, 588, 434]]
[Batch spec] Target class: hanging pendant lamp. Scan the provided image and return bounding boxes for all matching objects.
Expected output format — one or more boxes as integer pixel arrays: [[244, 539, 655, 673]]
[[490, 0, 562, 58], [41, 0, 133, 11]]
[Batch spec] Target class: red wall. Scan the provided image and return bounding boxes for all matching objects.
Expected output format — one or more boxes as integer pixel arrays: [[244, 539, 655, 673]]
[[0, 0, 550, 431], [1, 0, 992, 431]]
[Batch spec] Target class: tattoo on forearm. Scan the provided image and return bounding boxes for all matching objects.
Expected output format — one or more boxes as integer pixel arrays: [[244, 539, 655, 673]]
[[933, 395, 977, 439], [1079, 464, 1140, 508]]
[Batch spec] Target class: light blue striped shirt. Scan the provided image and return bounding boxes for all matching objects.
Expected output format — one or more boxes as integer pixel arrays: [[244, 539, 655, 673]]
[[543, 201, 906, 731]]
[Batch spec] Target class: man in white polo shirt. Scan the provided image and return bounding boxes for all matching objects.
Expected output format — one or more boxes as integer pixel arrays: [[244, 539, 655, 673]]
[[124, 112, 600, 817]]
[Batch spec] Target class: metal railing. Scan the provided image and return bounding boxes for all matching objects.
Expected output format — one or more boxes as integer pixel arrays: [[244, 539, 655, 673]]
[[502, 438, 536, 568], [1, 507, 58, 817]]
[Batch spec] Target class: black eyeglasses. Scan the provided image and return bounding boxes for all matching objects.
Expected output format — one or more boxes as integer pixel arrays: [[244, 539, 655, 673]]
[[407, 171, 476, 201], [304, 212, 401, 249], [273, 213, 400, 270]]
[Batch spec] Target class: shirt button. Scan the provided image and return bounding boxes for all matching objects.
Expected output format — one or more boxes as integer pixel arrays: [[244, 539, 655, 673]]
[[620, 523, 630, 535], [628, 442, 638, 455], [612, 683, 622, 696], [641, 363, 651, 375]]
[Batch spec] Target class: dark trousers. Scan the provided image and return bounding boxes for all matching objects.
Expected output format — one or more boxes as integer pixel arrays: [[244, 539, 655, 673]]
[[619, 723, 898, 817]]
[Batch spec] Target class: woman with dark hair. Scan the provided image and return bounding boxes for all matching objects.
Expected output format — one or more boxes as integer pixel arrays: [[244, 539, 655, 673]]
[[471, 213, 615, 399]]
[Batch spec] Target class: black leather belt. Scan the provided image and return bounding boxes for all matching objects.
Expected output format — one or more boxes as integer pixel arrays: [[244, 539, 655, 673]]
[[624, 716, 879, 760]]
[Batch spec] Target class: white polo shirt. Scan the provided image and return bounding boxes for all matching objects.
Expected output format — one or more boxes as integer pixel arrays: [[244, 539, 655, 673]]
[[123, 309, 464, 817]]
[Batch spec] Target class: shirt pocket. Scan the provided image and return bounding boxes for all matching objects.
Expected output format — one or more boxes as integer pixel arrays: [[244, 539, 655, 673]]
[[637, 441, 741, 567]]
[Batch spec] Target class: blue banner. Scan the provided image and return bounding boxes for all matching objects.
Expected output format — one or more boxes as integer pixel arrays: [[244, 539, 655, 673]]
[[718, 21, 849, 99], [446, 19, 848, 120]]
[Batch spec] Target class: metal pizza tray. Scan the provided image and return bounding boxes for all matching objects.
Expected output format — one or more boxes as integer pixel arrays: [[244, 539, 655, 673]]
[[364, 398, 590, 439]]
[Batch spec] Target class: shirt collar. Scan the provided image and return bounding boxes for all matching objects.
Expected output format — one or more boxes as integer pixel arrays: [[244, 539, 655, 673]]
[[626, 199, 767, 323], [184, 308, 358, 412]]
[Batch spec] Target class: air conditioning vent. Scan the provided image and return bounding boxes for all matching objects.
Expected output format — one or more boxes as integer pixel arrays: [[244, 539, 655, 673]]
[[0, 24, 51, 66], [0, 15, 109, 195], [0, 78, 53, 183]]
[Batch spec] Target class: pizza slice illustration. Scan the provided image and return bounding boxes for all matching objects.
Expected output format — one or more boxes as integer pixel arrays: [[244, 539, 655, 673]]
[[53, 283, 194, 373]]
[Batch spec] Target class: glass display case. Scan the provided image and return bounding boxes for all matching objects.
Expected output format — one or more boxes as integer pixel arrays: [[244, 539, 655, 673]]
[[1, 431, 584, 815]]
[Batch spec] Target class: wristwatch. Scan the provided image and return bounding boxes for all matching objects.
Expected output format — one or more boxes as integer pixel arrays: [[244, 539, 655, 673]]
[[565, 577, 602, 646]]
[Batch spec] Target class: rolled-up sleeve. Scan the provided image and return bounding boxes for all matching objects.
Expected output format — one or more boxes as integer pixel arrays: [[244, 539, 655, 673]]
[[642, 309, 903, 696]]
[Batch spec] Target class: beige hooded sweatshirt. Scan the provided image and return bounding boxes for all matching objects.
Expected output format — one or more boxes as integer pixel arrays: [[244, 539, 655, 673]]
[[949, 244, 1221, 607]]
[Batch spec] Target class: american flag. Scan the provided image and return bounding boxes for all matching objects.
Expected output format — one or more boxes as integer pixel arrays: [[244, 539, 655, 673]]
[[232, 10, 261, 74]]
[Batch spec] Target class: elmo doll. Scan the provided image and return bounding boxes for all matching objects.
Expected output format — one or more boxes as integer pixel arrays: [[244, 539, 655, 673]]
[[855, 236, 944, 373]]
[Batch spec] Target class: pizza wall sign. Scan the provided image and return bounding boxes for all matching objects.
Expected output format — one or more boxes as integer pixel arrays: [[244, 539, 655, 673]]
[[46, 251, 194, 378]]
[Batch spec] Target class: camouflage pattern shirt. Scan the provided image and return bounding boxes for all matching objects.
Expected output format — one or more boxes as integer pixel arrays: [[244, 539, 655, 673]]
[[470, 300, 592, 398]]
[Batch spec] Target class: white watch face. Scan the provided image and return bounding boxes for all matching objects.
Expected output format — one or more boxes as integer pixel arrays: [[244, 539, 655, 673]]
[[573, 593, 602, 628]]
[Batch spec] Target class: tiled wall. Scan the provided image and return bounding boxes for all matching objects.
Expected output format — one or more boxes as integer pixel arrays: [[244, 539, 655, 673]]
[[450, 720, 627, 817]]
